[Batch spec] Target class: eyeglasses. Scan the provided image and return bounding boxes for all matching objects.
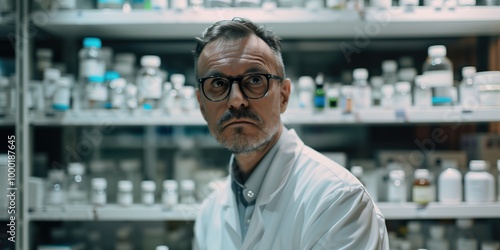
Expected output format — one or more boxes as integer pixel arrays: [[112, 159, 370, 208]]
[[198, 73, 283, 102]]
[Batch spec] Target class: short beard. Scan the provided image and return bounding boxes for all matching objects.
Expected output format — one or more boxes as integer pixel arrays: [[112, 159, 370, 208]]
[[218, 125, 278, 154]]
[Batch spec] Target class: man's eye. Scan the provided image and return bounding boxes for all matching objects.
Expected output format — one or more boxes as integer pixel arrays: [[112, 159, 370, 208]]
[[211, 79, 228, 88], [247, 76, 264, 85]]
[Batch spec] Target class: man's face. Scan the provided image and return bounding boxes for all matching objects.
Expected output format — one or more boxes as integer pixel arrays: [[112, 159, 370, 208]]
[[196, 35, 290, 154]]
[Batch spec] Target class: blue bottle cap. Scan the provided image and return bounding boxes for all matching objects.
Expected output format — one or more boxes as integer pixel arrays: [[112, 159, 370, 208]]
[[105, 71, 120, 81], [83, 37, 102, 48], [88, 76, 105, 83], [143, 103, 153, 110], [52, 104, 70, 111]]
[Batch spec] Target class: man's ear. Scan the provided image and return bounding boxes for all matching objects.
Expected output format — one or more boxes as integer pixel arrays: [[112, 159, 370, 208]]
[[196, 89, 207, 121], [279, 78, 291, 113]]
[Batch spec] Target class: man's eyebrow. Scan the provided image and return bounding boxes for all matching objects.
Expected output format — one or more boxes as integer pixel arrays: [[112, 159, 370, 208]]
[[202, 67, 267, 78]]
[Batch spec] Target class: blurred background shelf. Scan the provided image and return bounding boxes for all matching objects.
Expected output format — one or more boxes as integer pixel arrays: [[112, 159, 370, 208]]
[[378, 202, 500, 220], [34, 6, 500, 39]]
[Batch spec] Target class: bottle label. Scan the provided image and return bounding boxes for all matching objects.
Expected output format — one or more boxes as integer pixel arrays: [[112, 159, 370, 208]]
[[80, 59, 105, 78], [412, 186, 433, 204], [423, 70, 453, 87], [93, 193, 107, 205], [52, 88, 71, 108], [139, 76, 162, 100], [86, 85, 108, 101], [142, 193, 155, 205], [465, 178, 494, 202], [388, 180, 407, 202], [118, 193, 133, 206], [354, 88, 372, 109], [314, 96, 325, 108], [162, 193, 178, 208], [414, 89, 432, 107], [459, 86, 477, 108]]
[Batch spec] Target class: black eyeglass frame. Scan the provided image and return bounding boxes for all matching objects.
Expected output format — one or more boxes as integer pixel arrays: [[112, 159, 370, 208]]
[[197, 73, 283, 102]]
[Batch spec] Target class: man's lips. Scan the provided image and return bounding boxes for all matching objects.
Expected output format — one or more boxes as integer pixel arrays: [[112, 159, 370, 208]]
[[224, 120, 256, 128]]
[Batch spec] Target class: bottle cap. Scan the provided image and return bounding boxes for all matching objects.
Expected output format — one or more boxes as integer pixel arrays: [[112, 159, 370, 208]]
[[83, 37, 102, 48], [126, 83, 138, 95], [398, 68, 417, 82], [170, 74, 186, 89], [104, 71, 120, 81], [429, 225, 445, 239], [395, 81, 411, 93], [414, 169, 429, 179], [407, 221, 421, 232], [315, 72, 324, 85], [88, 76, 105, 83], [350, 166, 363, 177], [68, 162, 85, 175], [389, 169, 405, 180], [298, 76, 315, 90], [141, 180, 156, 191], [48, 169, 65, 180], [57, 76, 72, 87], [353, 68, 368, 80], [141, 55, 161, 67], [456, 219, 473, 228], [180, 179, 196, 190], [382, 60, 397, 72], [91, 178, 107, 188], [441, 159, 458, 169], [115, 53, 136, 64], [370, 76, 384, 88], [462, 66, 477, 78], [156, 246, 169, 250], [163, 180, 178, 190], [37, 48, 53, 58], [44, 68, 61, 80], [414, 75, 429, 88], [326, 87, 339, 97], [118, 180, 133, 192], [428, 45, 447, 57], [340, 85, 353, 96], [469, 160, 489, 171], [110, 78, 127, 89]]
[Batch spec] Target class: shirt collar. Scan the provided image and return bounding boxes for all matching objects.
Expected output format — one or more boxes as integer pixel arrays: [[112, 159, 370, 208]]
[[230, 126, 288, 205]]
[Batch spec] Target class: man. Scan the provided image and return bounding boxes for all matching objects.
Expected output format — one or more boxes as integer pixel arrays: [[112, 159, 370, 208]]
[[193, 17, 389, 250]]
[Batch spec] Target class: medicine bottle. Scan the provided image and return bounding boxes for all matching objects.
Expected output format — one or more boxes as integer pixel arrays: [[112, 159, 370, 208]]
[[465, 160, 495, 202], [162, 180, 178, 209], [413, 75, 432, 107], [382, 60, 398, 86], [455, 219, 478, 250], [137, 55, 163, 109], [459, 66, 478, 109], [91, 178, 107, 206], [117, 180, 133, 207], [340, 85, 353, 114], [46, 169, 67, 206], [0, 77, 11, 115], [426, 225, 449, 250], [370, 76, 383, 106], [406, 221, 424, 249], [109, 78, 127, 109], [314, 73, 326, 110], [380, 84, 395, 108], [79, 37, 105, 81], [352, 68, 372, 109], [180, 179, 197, 204], [422, 45, 454, 106], [85, 76, 108, 109], [43, 68, 61, 112], [326, 87, 339, 109], [438, 159, 462, 203], [388, 169, 406, 203], [412, 169, 433, 205], [52, 76, 72, 111], [141, 180, 156, 206], [297, 76, 315, 111], [394, 81, 412, 108], [67, 162, 88, 204]]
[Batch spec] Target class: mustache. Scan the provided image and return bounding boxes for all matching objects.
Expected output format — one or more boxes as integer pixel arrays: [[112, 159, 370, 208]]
[[217, 108, 262, 127]]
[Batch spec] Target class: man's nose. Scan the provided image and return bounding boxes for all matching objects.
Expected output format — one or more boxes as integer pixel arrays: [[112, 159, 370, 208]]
[[227, 82, 249, 109]]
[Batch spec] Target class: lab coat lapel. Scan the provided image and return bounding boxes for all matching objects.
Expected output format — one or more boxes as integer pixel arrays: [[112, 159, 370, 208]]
[[221, 179, 243, 247], [240, 205, 264, 250]]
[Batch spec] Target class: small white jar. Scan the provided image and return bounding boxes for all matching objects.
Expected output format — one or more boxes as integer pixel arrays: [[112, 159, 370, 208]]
[[141, 180, 156, 206], [117, 180, 133, 207]]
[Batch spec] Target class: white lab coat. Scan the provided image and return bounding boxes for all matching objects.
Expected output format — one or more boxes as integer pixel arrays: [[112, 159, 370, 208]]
[[194, 129, 389, 250]]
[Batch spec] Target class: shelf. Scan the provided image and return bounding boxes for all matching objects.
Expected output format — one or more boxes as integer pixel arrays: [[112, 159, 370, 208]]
[[0, 115, 15, 126], [33, 6, 500, 39], [29, 204, 200, 221], [378, 202, 500, 220], [29, 106, 500, 126]]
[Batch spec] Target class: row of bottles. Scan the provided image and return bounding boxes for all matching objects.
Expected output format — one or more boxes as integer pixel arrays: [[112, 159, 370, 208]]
[[43, 163, 199, 208], [389, 220, 500, 250], [33, 0, 498, 12], [351, 159, 500, 204], [293, 44, 500, 114]]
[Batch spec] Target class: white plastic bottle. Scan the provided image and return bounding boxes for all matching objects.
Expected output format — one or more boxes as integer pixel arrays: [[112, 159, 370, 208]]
[[117, 180, 133, 207], [91, 178, 108, 206], [380, 84, 395, 108], [438, 160, 463, 203], [422, 45, 454, 106], [459, 66, 478, 109], [43, 68, 61, 112], [85, 76, 108, 109], [352, 68, 372, 110], [67, 162, 88, 204], [394, 81, 412, 108], [464, 160, 495, 202], [388, 169, 406, 203], [180, 179, 197, 204], [79, 37, 106, 81], [412, 169, 433, 205], [370, 76, 383, 106], [52, 76, 72, 111], [382, 60, 398, 86], [406, 221, 424, 249], [141, 180, 156, 206], [455, 219, 478, 250], [162, 180, 178, 209], [427, 225, 449, 250], [137, 55, 163, 110], [297, 76, 315, 111], [46, 169, 67, 206], [413, 75, 432, 107]]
